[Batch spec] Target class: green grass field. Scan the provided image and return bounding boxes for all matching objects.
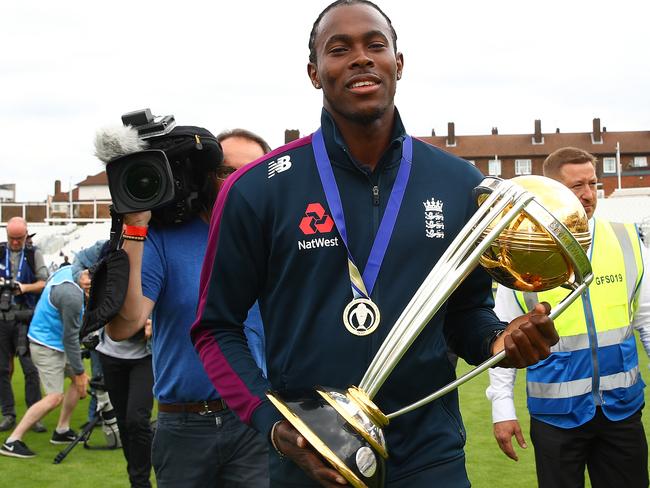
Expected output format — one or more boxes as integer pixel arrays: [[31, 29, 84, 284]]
[[1, 343, 648, 487]]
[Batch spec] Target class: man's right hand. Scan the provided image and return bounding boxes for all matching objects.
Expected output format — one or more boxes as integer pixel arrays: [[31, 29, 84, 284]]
[[123, 211, 151, 228], [493, 419, 528, 461], [72, 372, 90, 399], [272, 420, 348, 486]]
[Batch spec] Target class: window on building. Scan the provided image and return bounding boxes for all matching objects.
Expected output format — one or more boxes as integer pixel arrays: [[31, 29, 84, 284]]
[[467, 160, 476, 166], [633, 156, 648, 168], [603, 157, 617, 174], [488, 158, 501, 176], [514, 159, 532, 175]]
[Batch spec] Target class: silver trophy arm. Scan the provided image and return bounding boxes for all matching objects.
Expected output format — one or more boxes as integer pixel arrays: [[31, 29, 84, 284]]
[[384, 198, 594, 419], [360, 180, 533, 396], [360, 177, 593, 410]]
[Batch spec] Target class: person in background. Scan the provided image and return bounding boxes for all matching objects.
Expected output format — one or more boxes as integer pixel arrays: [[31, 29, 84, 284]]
[[487, 147, 650, 488], [73, 238, 155, 488], [105, 125, 272, 487], [0, 217, 47, 434], [0, 264, 89, 458]]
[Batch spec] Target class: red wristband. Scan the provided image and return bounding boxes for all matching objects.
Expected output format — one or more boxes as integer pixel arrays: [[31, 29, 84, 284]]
[[123, 225, 148, 237]]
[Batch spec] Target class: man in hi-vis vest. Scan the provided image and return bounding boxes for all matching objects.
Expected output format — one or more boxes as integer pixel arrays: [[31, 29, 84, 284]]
[[487, 147, 650, 488]]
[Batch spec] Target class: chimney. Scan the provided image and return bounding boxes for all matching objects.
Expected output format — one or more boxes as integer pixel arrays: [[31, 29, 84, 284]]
[[447, 122, 455, 146], [556, 128, 560, 133], [431, 128, 436, 136], [284, 129, 300, 143], [593, 118, 602, 143], [603, 126, 607, 133], [54, 180, 61, 195], [534, 119, 543, 143], [491, 127, 498, 135]]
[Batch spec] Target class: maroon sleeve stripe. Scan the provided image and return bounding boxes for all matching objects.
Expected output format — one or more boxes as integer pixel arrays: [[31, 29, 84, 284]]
[[190, 134, 313, 423]]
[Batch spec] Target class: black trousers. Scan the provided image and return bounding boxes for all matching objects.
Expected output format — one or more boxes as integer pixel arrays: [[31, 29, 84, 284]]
[[530, 407, 649, 488], [0, 318, 41, 417], [98, 352, 154, 488]]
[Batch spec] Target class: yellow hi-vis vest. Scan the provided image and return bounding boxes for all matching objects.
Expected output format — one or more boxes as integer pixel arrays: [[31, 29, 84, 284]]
[[514, 219, 645, 428]]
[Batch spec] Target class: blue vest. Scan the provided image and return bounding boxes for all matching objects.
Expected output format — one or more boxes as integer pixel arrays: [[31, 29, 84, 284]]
[[28, 267, 84, 352], [517, 219, 645, 428], [1, 244, 38, 309]]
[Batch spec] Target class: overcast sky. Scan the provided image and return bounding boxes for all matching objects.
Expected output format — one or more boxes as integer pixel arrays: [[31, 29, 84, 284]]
[[2, 0, 649, 201]]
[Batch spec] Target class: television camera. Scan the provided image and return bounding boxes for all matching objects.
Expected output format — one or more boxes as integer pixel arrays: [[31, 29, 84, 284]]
[[99, 108, 223, 225], [0, 277, 20, 312]]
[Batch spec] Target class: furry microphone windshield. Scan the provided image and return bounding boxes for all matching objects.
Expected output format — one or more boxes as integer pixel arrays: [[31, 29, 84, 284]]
[[94, 125, 148, 164]]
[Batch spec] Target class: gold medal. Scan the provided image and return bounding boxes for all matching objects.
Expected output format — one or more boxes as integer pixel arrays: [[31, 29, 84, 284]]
[[343, 298, 381, 336]]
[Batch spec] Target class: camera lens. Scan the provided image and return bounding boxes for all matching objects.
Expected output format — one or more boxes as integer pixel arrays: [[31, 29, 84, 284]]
[[124, 164, 162, 201], [107, 149, 175, 214]]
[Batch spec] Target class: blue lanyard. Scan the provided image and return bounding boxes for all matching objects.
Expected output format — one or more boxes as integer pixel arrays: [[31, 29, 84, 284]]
[[4, 247, 24, 281], [312, 128, 412, 298]]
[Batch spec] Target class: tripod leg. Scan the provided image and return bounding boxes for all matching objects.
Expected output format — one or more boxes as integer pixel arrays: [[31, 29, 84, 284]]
[[52, 416, 100, 464]]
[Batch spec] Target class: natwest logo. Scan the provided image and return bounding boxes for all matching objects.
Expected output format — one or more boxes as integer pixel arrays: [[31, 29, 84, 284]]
[[299, 203, 335, 235]]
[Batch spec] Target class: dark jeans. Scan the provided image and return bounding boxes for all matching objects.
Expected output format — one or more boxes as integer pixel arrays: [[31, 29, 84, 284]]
[[98, 352, 154, 488], [152, 408, 269, 488], [0, 318, 41, 417], [531, 407, 649, 488]]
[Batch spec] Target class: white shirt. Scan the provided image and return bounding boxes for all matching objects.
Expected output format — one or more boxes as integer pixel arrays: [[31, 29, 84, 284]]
[[486, 219, 650, 423]]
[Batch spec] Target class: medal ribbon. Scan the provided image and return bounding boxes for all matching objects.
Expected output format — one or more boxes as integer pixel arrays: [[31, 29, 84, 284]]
[[312, 128, 412, 299]]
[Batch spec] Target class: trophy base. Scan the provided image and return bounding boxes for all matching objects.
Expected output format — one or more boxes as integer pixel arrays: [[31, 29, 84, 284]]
[[267, 387, 387, 488]]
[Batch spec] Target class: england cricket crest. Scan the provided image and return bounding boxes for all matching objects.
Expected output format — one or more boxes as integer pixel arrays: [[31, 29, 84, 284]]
[[423, 198, 445, 239]]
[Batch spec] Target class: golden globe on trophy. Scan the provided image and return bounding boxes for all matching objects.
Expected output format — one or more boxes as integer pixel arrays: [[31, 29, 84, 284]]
[[267, 175, 594, 488]]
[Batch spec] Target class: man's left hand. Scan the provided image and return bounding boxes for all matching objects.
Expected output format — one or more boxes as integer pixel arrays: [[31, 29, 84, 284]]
[[492, 302, 559, 368], [72, 372, 90, 399], [13, 281, 24, 295]]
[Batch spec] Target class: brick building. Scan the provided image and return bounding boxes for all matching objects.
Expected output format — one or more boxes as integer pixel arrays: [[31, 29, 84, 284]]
[[49, 173, 110, 220], [286, 118, 650, 196]]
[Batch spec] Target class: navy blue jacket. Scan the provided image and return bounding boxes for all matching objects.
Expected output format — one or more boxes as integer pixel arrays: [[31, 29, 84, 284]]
[[192, 109, 505, 483]]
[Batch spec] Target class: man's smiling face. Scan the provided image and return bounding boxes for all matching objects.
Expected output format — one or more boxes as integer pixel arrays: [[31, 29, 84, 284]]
[[308, 3, 403, 126]]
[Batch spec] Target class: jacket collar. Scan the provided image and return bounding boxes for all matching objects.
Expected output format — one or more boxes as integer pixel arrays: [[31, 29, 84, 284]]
[[319, 108, 407, 173]]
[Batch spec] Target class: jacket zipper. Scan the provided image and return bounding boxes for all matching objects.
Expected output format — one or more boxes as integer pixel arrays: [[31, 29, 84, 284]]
[[372, 185, 380, 206]]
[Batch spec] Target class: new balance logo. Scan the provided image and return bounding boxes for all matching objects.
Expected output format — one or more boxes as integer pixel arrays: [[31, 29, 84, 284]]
[[268, 155, 292, 178]]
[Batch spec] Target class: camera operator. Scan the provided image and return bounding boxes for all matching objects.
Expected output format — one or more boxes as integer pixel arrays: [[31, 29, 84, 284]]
[[103, 117, 271, 487], [0, 217, 47, 434], [76, 238, 154, 488], [0, 264, 89, 458]]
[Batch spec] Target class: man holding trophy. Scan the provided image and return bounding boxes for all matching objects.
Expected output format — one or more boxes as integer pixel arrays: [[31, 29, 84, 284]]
[[191, 1, 562, 486]]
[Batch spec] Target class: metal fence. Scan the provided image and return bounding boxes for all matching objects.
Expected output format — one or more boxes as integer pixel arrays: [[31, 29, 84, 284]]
[[0, 200, 112, 225]]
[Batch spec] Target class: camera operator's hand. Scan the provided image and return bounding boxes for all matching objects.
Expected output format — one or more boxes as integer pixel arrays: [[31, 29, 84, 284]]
[[123, 211, 151, 228], [73, 372, 90, 399]]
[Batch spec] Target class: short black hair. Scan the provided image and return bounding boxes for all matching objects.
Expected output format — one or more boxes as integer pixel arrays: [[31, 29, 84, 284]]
[[308, 0, 398, 64]]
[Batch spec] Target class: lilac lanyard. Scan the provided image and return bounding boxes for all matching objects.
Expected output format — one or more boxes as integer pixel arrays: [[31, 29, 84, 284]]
[[312, 128, 413, 299], [4, 248, 24, 281]]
